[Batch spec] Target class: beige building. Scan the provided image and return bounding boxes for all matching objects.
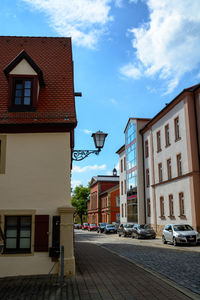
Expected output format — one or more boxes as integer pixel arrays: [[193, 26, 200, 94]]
[[0, 36, 77, 277], [141, 85, 200, 234]]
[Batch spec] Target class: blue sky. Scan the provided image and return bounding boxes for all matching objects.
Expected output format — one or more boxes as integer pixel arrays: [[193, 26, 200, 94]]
[[1, 0, 200, 188]]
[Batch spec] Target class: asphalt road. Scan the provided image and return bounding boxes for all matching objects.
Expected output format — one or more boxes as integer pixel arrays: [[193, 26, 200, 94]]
[[75, 229, 200, 296]]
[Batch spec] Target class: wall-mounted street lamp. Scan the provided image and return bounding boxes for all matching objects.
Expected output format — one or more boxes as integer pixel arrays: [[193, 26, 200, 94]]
[[72, 130, 108, 161]]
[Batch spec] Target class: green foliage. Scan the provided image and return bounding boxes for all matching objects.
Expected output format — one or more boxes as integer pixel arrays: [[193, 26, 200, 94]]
[[71, 185, 90, 224]]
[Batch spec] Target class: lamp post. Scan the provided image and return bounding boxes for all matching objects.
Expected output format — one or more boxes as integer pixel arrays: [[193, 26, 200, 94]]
[[72, 130, 108, 161]]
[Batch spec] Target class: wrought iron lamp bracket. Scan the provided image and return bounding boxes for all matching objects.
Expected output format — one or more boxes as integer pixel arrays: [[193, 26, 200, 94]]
[[72, 149, 100, 161]]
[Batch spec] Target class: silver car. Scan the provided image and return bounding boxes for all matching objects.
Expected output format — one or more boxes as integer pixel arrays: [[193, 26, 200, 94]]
[[162, 224, 200, 246]]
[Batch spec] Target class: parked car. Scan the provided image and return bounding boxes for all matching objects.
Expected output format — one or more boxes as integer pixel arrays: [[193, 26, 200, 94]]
[[97, 222, 107, 233], [82, 223, 89, 230], [118, 223, 135, 237], [131, 224, 156, 239], [104, 224, 117, 234], [162, 224, 200, 246], [88, 224, 97, 231], [74, 223, 82, 229]]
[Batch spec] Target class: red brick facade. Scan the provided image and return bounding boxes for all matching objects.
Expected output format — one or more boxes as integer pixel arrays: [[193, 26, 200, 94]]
[[88, 176, 119, 225]]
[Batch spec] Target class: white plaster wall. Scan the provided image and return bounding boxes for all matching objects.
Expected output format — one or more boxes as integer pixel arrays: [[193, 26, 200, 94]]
[[156, 177, 192, 225], [152, 100, 189, 182], [119, 150, 127, 224], [10, 59, 37, 75], [143, 130, 154, 225], [0, 132, 71, 277]]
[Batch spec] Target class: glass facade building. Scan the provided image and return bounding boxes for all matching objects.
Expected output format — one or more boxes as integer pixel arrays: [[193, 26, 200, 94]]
[[125, 120, 138, 222]]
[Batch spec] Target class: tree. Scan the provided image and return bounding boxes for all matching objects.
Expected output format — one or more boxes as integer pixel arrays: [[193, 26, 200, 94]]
[[71, 185, 90, 225]]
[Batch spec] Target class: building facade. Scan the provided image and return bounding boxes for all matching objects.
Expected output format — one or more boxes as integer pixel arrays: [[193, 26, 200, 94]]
[[124, 118, 150, 224], [88, 172, 119, 224], [100, 185, 120, 224], [0, 36, 77, 277], [116, 145, 127, 224], [141, 85, 200, 234]]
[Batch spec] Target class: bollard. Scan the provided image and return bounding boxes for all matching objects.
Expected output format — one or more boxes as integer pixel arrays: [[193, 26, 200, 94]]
[[60, 245, 64, 284]]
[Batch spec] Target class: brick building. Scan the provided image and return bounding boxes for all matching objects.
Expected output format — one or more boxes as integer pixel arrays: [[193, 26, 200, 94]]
[[88, 170, 119, 224]]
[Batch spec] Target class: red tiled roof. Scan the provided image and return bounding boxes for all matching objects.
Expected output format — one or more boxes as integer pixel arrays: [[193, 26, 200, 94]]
[[0, 36, 77, 126]]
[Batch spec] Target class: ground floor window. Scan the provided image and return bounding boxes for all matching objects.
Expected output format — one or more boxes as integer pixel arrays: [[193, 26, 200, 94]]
[[5, 216, 31, 253], [127, 197, 138, 223]]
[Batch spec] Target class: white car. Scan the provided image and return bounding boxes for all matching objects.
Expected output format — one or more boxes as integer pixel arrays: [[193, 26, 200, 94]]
[[162, 224, 200, 246]]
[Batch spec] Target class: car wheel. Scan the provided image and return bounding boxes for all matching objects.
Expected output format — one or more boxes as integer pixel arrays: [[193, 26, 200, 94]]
[[123, 232, 126, 237], [162, 235, 167, 244], [173, 237, 178, 246], [118, 233, 121, 237]]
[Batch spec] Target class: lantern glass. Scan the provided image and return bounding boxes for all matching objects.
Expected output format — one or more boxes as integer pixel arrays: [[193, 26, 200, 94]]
[[92, 131, 108, 150]]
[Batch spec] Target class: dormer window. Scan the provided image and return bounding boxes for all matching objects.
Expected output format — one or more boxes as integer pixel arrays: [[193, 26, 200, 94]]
[[4, 50, 45, 112], [13, 78, 33, 107]]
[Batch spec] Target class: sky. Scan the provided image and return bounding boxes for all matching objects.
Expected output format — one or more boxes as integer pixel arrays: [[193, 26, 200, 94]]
[[1, 0, 200, 189]]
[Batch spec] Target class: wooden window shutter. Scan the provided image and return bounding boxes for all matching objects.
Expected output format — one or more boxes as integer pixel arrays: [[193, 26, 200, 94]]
[[34, 215, 49, 252]]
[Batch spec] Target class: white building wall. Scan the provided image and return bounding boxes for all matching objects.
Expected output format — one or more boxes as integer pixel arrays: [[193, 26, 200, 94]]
[[143, 99, 193, 233], [0, 132, 71, 277], [119, 150, 127, 224]]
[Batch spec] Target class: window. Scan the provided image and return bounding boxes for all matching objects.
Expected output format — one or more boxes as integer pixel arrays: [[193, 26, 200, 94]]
[[12, 78, 33, 108], [121, 203, 124, 218], [160, 197, 165, 217], [116, 196, 120, 207], [165, 124, 170, 147], [169, 194, 174, 217], [158, 163, 163, 182], [174, 117, 180, 141], [156, 131, 161, 152], [125, 203, 127, 217], [167, 158, 172, 180], [121, 159, 123, 173], [124, 157, 126, 171], [124, 179, 126, 194], [146, 169, 150, 187], [179, 192, 185, 216], [121, 181, 123, 195], [147, 199, 151, 217], [4, 216, 31, 253], [145, 140, 149, 158], [177, 153, 182, 176]]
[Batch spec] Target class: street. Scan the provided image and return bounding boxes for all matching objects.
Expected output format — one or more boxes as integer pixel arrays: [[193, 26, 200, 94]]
[[76, 229, 200, 296]]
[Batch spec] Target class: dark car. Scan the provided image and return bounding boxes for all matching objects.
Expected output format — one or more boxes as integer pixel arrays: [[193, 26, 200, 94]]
[[97, 222, 107, 233], [118, 223, 135, 237], [131, 224, 156, 239], [88, 224, 97, 231], [104, 224, 117, 234]]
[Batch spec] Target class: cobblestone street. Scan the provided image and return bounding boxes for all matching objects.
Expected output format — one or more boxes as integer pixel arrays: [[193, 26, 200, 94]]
[[77, 230, 200, 296]]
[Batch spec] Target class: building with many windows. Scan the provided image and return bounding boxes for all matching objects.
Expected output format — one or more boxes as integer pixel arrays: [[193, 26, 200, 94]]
[[88, 170, 119, 225], [117, 84, 200, 234], [124, 118, 150, 224], [116, 145, 127, 224], [141, 84, 200, 234]]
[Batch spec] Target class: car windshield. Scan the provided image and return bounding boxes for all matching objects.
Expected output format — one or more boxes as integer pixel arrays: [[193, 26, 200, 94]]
[[90, 224, 96, 227], [139, 225, 152, 230], [173, 225, 193, 231], [83, 223, 88, 226], [126, 224, 134, 228], [107, 225, 114, 228], [100, 223, 106, 226]]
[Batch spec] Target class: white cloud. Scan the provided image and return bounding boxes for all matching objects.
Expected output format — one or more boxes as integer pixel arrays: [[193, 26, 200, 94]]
[[121, 0, 200, 93], [22, 0, 113, 48], [80, 129, 92, 134], [72, 164, 106, 173], [109, 98, 118, 105], [71, 180, 82, 188]]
